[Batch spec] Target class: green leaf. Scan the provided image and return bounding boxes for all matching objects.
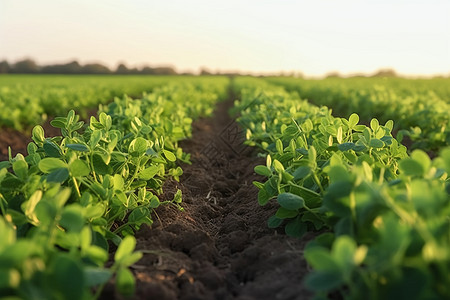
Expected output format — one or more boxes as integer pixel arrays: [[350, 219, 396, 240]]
[[85, 204, 106, 219], [145, 148, 157, 156], [50, 118, 66, 129], [308, 146, 317, 168], [0, 161, 11, 170], [336, 126, 343, 144], [257, 188, 270, 205], [277, 193, 305, 210], [338, 142, 355, 151], [43, 140, 62, 157], [285, 217, 307, 238], [348, 113, 359, 128], [172, 189, 182, 204], [266, 155, 272, 168], [67, 144, 89, 152], [119, 252, 143, 267], [327, 165, 351, 183], [47, 168, 69, 183], [32, 125, 45, 143], [332, 236, 357, 271], [35, 201, 57, 226], [129, 137, 147, 155], [69, 160, 90, 177], [0, 268, 20, 289], [276, 139, 283, 154], [163, 150, 176, 162], [60, 205, 85, 233], [22, 190, 43, 224], [92, 154, 111, 175], [39, 158, 68, 173], [334, 216, 355, 237], [115, 236, 136, 262], [0, 218, 16, 251], [90, 130, 102, 148], [302, 119, 314, 132], [84, 246, 109, 266], [369, 138, 384, 148], [273, 159, 284, 173], [305, 247, 340, 271], [399, 158, 424, 177], [149, 196, 160, 208], [267, 215, 283, 228], [139, 165, 159, 180], [26, 142, 37, 155], [384, 119, 394, 131], [113, 174, 125, 191], [128, 207, 149, 224], [370, 118, 379, 132], [411, 150, 431, 173], [254, 165, 272, 177], [293, 166, 310, 180], [12, 160, 28, 181], [89, 231, 107, 252], [84, 268, 112, 287], [275, 207, 298, 219], [304, 271, 343, 292], [116, 268, 135, 297], [441, 148, 450, 173], [48, 254, 85, 300]]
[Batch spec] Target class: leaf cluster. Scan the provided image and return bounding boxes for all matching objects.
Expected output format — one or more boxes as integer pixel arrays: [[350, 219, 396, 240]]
[[235, 77, 450, 299], [0, 78, 228, 299]]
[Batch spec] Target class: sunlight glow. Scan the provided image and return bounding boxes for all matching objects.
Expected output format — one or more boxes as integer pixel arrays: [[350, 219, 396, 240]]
[[0, 0, 449, 76]]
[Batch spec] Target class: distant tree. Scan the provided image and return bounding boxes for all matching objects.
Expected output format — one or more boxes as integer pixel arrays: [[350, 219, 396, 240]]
[[140, 66, 155, 74], [348, 73, 367, 78], [11, 58, 39, 73], [325, 71, 341, 78], [200, 68, 212, 75], [0, 60, 10, 73], [116, 63, 130, 74], [81, 63, 111, 74], [128, 67, 140, 74], [372, 69, 397, 77], [294, 72, 304, 78], [140, 66, 176, 75], [64, 61, 82, 73], [41, 61, 82, 74], [1, 58, 181, 75], [152, 67, 176, 75]]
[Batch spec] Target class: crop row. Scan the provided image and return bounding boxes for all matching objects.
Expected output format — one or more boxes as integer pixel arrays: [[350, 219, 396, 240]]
[[0, 75, 216, 130], [0, 77, 229, 299], [267, 77, 450, 152], [233, 77, 450, 299]]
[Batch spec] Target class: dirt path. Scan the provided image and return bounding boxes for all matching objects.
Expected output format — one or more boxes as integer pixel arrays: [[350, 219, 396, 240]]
[[101, 96, 315, 299]]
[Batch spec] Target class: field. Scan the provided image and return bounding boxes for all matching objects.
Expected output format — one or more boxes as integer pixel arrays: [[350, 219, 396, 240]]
[[0, 75, 449, 300]]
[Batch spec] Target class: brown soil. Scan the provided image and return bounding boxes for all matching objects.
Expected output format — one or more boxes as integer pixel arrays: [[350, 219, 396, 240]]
[[0, 109, 97, 161], [0, 119, 61, 161], [100, 97, 315, 300]]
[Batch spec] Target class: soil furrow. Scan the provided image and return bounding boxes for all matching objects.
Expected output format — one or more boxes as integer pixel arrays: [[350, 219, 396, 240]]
[[106, 95, 315, 299]]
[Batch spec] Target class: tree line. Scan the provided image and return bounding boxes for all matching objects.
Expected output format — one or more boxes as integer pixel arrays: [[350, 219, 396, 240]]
[[0, 59, 178, 75]]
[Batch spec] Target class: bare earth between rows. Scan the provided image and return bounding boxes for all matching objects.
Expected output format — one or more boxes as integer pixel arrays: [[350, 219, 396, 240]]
[[101, 98, 315, 300]]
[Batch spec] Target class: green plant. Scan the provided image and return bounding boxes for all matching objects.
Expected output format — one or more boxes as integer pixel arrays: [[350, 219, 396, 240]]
[[0, 77, 229, 298], [267, 76, 450, 152], [233, 77, 450, 299]]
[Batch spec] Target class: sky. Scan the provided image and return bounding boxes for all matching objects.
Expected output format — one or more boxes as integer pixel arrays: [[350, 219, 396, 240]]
[[0, 0, 449, 76]]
